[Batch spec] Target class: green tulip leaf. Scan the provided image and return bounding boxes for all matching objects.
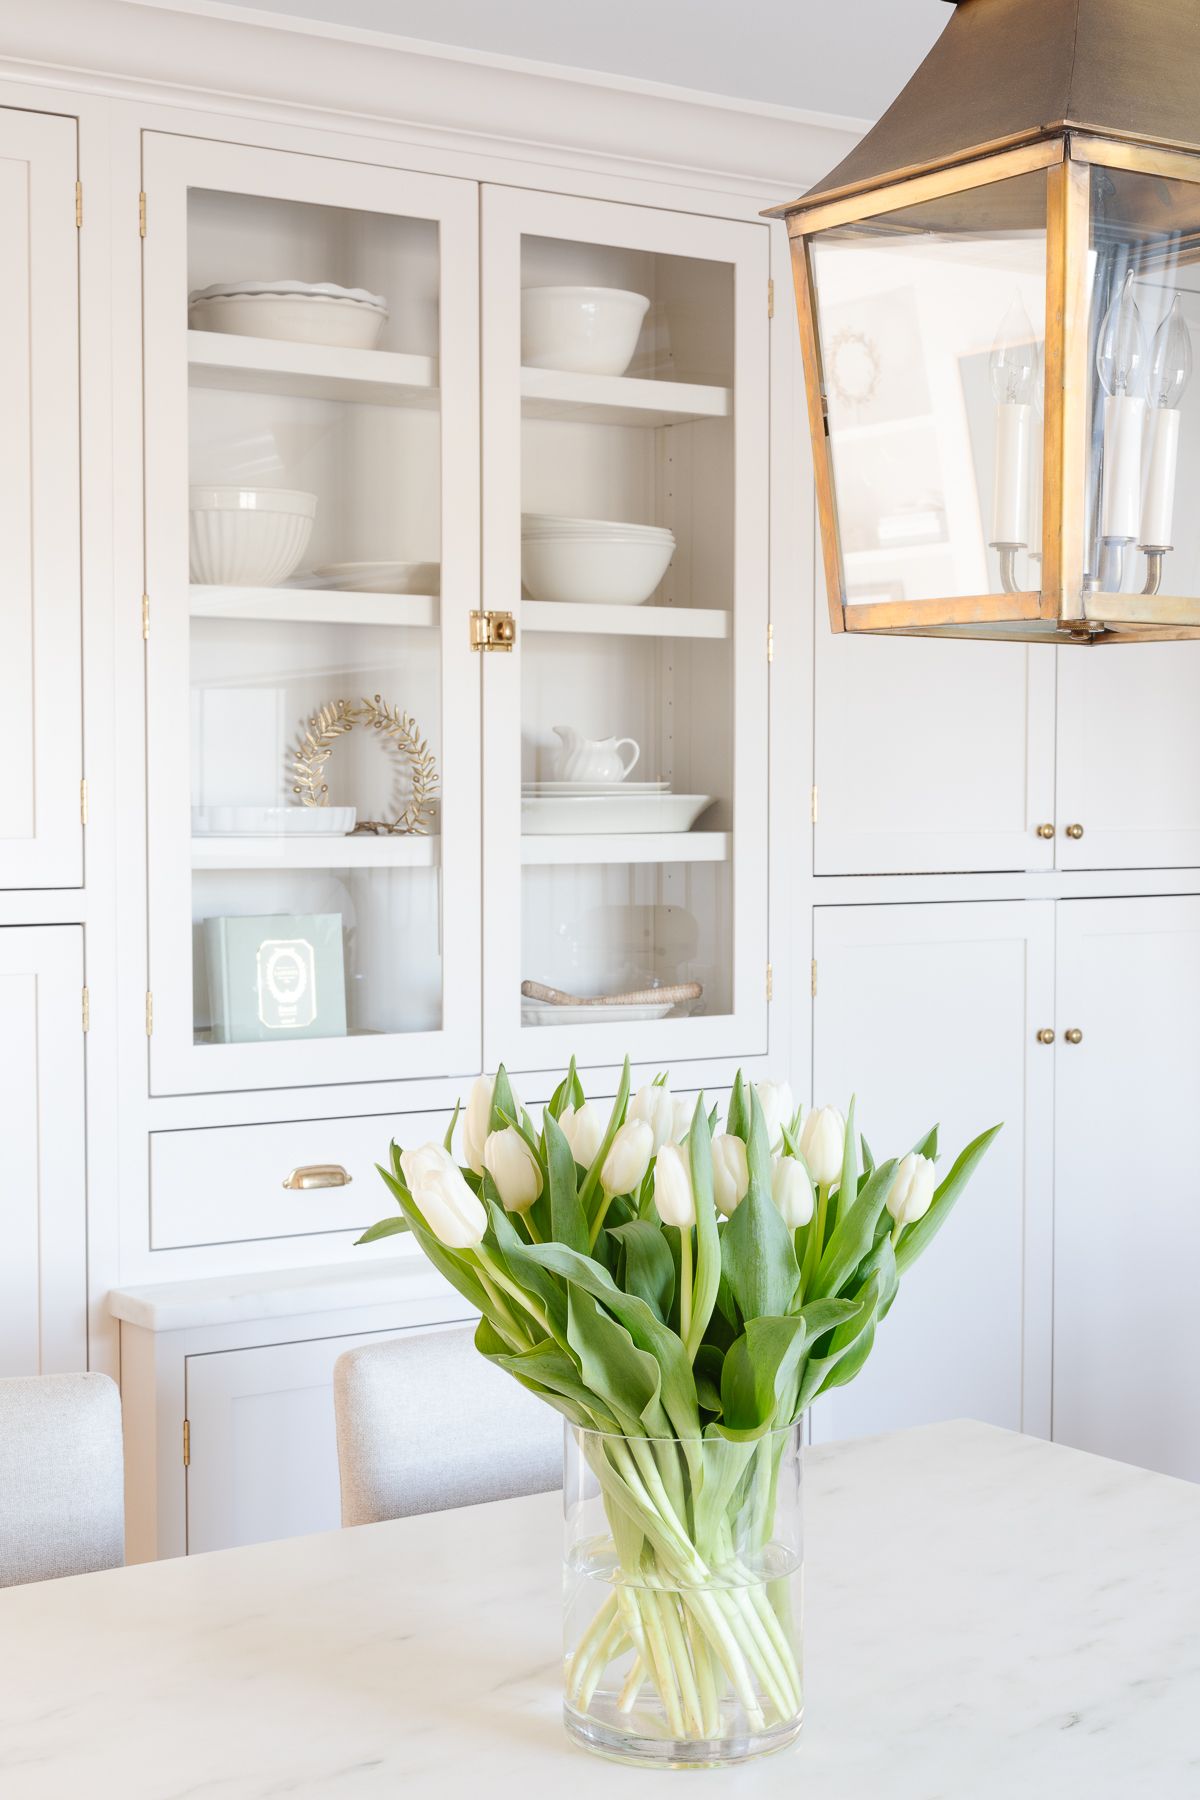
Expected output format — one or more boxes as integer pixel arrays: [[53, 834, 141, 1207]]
[[829, 1095, 858, 1239], [479, 1322, 613, 1432], [485, 1197, 568, 1340], [810, 1157, 898, 1302], [745, 1086, 773, 1201], [441, 1103, 461, 1155], [894, 1124, 1001, 1273], [578, 1056, 632, 1221], [721, 1177, 800, 1322], [490, 1064, 519, 1136], [354, 1214, 410, 1243], [567, 1286, 668, 1437], [608, 1219, 676, 1323], [720, 1314, 809, 1434], [912, 1122, 939, 1161], [693, 1343, 724, 1416], [687, 1095, 722, 1359], [725, 1071, 748, 1142], [795, 1276, 881, 1409], [543, 1109, 589, 1254], [371, 1166, 493, 1318]]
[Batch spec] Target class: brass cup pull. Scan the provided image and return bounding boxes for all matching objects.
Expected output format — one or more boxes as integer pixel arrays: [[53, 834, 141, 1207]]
[[1036, 823, 1056, 840], [282, 1164, 353, 1191], [1036, 1028, 1056, 1045], [1065, 823, 1085, 840], [1064, 1028, 1084, 1046]]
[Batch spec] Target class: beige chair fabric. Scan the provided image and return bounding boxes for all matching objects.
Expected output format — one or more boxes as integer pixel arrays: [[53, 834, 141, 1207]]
[[334, 1327, 562, 1526], [0, 1372, 125, 1587]]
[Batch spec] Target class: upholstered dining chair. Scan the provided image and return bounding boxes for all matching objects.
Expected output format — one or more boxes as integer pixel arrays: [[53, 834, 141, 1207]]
[[333, 1327, 562, 1526], [0, 1372, 125, 1587]]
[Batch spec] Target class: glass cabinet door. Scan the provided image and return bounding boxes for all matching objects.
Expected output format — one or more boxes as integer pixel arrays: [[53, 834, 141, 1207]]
[[143, 135, 480, 1093], [480, 186, 770, 1073]]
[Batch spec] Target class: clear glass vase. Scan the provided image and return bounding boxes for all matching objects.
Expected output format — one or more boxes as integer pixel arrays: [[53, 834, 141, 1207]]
[[563, 1422, 803, 1769]]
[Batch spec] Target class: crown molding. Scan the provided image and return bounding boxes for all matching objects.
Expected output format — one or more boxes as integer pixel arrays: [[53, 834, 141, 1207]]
[[0, 0, 865, 200]]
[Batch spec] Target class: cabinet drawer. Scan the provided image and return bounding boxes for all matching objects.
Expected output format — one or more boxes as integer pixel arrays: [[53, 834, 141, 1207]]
[[150, 1110, 454, 1250]]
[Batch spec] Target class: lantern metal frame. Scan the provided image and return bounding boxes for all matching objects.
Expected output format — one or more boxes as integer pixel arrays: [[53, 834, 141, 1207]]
[[770, 3, 1200, 645]]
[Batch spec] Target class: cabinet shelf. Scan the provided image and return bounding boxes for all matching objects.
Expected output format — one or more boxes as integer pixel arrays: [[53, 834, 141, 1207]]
[[521, 600, 729, 640], [521, 832, 729, 866], [191, 835, 440, 870], [187, 331, 438, 407], [189, 586, 439, 629], [520, 366, 731, 427]]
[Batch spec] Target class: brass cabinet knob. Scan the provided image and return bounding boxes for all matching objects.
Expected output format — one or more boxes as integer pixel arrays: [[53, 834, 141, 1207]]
[[1065, 823, 1085, 840], [1036, 823, 1056, 840], [1064, 1028, 1084, 1045], [1036, 1028, 1056, 1045], [282, 1164, 353, 1191]]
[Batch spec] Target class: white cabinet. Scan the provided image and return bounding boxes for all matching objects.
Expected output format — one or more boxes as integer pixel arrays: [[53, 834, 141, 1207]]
[[1053, 897, 1200, 1481], [0, 926, 87, 1374], [1056, 646, 1200, 869], [813, 626, 1056, 875], [810, 901, 1054, 1441], [0, 108, 83, 890]]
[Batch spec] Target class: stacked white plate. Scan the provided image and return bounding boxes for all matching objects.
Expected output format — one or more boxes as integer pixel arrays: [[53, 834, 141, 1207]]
[[523, 779, 670, 796], [522, 792, 712, 834], [521, 513, 676, 606], [188, 280, 389, 350]]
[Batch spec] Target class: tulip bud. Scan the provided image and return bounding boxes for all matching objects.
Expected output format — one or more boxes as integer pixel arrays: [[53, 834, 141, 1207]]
[[399, 1142, 487, 1249], [462, 1072, 522, 1175], [711, 1132, 750, 1217], [652, 1142, 696, 1228], [482, 1126, 543, 1214], [771, 1154, 814, 1229], [557, 1100, 605, 1168], [755, 1080, 796, 1152], [886, 1151, 937, 1230], [629, 1081, 675, 1153], [799, 1105, 846, 1188], [600, 1119, 654, 1196], [670, 1094, 697, 1143]]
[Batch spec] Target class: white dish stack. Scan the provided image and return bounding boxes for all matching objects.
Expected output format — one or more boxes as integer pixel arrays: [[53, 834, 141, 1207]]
[[188, 280, 390, 350], [521, 513, 676, 605]]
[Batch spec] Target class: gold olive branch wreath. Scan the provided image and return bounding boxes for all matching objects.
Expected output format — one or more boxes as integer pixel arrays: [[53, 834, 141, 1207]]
[[290, 695, 439, 836]]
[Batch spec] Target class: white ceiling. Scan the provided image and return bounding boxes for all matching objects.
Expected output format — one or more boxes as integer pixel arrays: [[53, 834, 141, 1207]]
[[199, 0, 950, 121]]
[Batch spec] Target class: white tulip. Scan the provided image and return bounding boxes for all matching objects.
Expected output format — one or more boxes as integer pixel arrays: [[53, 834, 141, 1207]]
[[461, 1072, 522, 1175], [799, 1105, 846, 1187], [600, 1119, 655, 1196], [482, 1127, 543, 1215], [771, 1154, 815, 1229], [670, 1094, 698, 1143], [711, 1133, 750, 1217], [886, 1152, 937, 1230], [399, 1142, 487, 1249], [630, 1081, 675, 1152], [557, 1100, 605, 1168], [652, 1142, 696, 1228], [755, 1079, 796, 1151]]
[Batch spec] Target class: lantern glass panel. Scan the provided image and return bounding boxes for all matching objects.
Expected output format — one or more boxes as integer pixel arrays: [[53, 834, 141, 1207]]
[[1086, 165, 1200, 605], [809, 170, 1047, 609]]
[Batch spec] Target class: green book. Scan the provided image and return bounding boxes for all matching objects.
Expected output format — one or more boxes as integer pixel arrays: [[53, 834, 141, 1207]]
[[204, 913, 347, 1044]]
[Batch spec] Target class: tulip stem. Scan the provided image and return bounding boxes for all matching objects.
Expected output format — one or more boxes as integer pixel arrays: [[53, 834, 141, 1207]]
[[522, 1211, 544, 1244], [476, 1247, 556, 1344], [890, 1218, 904, 1248], [679, 1228, 693, 1351], [588, 1188, 616, 1249], [801, 1183, 829, 1296]]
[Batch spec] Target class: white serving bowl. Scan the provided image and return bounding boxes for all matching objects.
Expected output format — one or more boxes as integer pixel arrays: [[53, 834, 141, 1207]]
[[189, 487, 317, 587], [188, 292, 387, 350], [521, 286, 651, 376], [521, 532, 675, 605]]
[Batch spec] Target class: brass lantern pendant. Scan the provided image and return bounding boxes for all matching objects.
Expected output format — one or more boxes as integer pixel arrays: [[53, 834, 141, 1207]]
[[769, 0, 1200, 643]]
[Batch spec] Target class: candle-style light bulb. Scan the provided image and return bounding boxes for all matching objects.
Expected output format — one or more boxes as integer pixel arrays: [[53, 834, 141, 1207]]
[[1097, 270, 1148, 553], [989, 297, 1039, 559], [1142, 295, 1192, 555]]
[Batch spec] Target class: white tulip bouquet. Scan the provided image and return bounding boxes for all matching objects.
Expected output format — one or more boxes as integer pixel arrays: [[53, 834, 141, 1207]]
[[360, 1059, 998, 1758]]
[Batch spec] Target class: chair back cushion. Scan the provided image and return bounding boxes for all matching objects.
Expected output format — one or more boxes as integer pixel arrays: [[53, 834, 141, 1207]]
[[0, 1372, 124, 1586], [334, 1327, 561, 1525]]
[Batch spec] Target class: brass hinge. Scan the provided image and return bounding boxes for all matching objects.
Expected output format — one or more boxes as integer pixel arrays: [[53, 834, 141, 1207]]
[[138, 190, 147, 237], [141, 593, 150, 640], [811, 785, 819, 825], [811, 959, 818, 998], [74, 180, 83, 229], [80, 778, 88, 825], [81, 986, 90, 1033], [182, 1418, 190, 1467], [145, 991, 154, 1037], [766, 962, 774, 1003], [469, 609, 516, 652], [766, 621, 775, 664], [767, 278, 775, 319]]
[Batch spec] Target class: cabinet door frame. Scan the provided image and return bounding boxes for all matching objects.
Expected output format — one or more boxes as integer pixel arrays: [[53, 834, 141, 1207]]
[[141, 133, 482, 1095], [0, 924, 87, 1374], [0, 107, 83, 890], [480, 184, 771, 1073]]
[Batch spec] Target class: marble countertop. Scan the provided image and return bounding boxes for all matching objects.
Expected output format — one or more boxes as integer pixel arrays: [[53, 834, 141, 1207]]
[[107, 1253, 460, 1332], [1, 1420, 1197, 1797]]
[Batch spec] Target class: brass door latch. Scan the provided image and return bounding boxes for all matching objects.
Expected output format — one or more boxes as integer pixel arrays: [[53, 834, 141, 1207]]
[[470, 610, 516, 652]]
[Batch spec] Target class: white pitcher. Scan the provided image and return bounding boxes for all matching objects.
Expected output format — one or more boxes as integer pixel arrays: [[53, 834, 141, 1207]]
[[553, 725, 640, 783]]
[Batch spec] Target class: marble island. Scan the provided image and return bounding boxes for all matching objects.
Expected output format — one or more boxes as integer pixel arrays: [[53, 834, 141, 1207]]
[[0, 1420, 1197, 1797]]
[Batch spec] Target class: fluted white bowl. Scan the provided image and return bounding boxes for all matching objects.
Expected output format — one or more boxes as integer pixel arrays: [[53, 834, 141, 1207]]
[[189, 487, 317, 587], [522, 532, 675, 605], [188, 292, 387, 349], [521, 286, 650, 376]]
